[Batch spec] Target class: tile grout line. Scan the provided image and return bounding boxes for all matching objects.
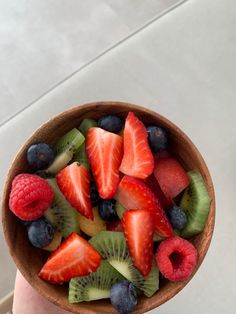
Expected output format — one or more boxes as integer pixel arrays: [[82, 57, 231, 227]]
[[0, 0, 188, 129]]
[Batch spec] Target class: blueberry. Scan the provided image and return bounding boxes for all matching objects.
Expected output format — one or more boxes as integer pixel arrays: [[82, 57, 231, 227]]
[[147, 126, 168, 153], [98, 199, 118, 222], [167, 205, 187, 230], [110, 280, 137, 314], [28, 218, 54, 248], [27, 143, 54, 170], [90, 181, 100, 206], [98, 115, 123, 133]]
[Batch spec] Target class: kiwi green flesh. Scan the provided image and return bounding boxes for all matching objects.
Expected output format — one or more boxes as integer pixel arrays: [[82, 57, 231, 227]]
[[44, 179, 80, 238], [54, 128, 85, 154], [180, 170, 211, 238], [46, 128, 84, 174], [115, 202, 126, 219], [174, 229, 181, 236], [79, 119, 97, 136], [73, 143, 90, 170], [46, 151, 72, 175], [69, 260, 123, 303], [89, 231, 159, 297], [153, 233, 164, 242]]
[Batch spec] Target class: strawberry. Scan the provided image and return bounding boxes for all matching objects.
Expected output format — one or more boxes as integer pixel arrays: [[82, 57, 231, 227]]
[[122, 209, 154, 276], [145, 174, 174, 210], [86, 127, 123, 199], [56, 162, 93, 219], [39, 233, 101, 283], [119, 112, 154, 179], [106, 220, 123, 232], [154, 157, 190, 198], [115, 175, 173, 237]]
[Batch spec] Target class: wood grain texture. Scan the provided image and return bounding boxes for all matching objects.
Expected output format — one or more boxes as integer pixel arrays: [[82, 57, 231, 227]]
[[1, 102, 215, 314]]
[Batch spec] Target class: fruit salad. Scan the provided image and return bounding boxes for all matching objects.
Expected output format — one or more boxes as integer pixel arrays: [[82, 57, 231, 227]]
[[8, 112, 211, 314]]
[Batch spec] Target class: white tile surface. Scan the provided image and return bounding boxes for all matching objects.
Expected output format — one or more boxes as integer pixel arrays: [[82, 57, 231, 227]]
[[0, 0, 184, 125], [105, 0, 179, 28], [1, 0, 236, 312]]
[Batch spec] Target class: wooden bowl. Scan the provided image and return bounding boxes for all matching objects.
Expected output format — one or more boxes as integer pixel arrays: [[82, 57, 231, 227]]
[[2, 102, 215, 314]]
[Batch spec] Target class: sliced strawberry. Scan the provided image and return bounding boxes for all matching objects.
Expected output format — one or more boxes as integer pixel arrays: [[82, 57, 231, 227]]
[[119, 112, 154, 179], [106, 220, 123, 232], [86, 127, 123, 199], [154, 157, 190, 198], [38, 233, 101, 283], [56, 162, 93, 219], [122, 209, 154, 276], [115, 175, 173, 237], [145, 174, 174, 210]]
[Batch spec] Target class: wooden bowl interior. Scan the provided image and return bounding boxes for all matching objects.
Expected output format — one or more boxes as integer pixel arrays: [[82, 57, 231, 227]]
[[2, 102, 215, 314]]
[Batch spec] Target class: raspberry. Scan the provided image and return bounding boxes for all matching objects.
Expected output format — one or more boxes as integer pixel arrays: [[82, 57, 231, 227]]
[[9, 174, 53, 220], [155, 236, 198, 282]]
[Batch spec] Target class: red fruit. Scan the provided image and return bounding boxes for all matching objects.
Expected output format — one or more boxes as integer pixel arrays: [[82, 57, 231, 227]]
[[154, 157, 189, 198], [9, 174, 53, 220], [122, 209, 154, 276], [56, 162, 93, 220], [145, 174, 174, 210], [86, 127, 123, 199], [39, 233, 101, 284], [115, 175, 173, 237], [154, 150, 170, 161], [119, 112, 154, 179], [106, 220, 123, 232], [156, 236, 198, 282]]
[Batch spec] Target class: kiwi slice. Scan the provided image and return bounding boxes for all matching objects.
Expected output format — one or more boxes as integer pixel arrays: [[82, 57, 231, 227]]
[[44, 178, 80, 238], [79, 118, 97, 136], [46, 128, 85, 174], [153, 234, 164, 242], [89, 231, 159, 297], [174, 229, 181, 236], [115, 202, 126, 219], [73, 143, 90, 170], [180, 170, 211, 238], [69, 260, 124, 303]]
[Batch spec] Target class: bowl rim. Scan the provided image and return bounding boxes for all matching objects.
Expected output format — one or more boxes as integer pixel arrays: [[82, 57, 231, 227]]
[[1, 101, 215, 314]]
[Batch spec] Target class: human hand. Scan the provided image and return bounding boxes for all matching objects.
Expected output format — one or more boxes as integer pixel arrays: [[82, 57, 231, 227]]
[[13, 271, 71, 314]]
